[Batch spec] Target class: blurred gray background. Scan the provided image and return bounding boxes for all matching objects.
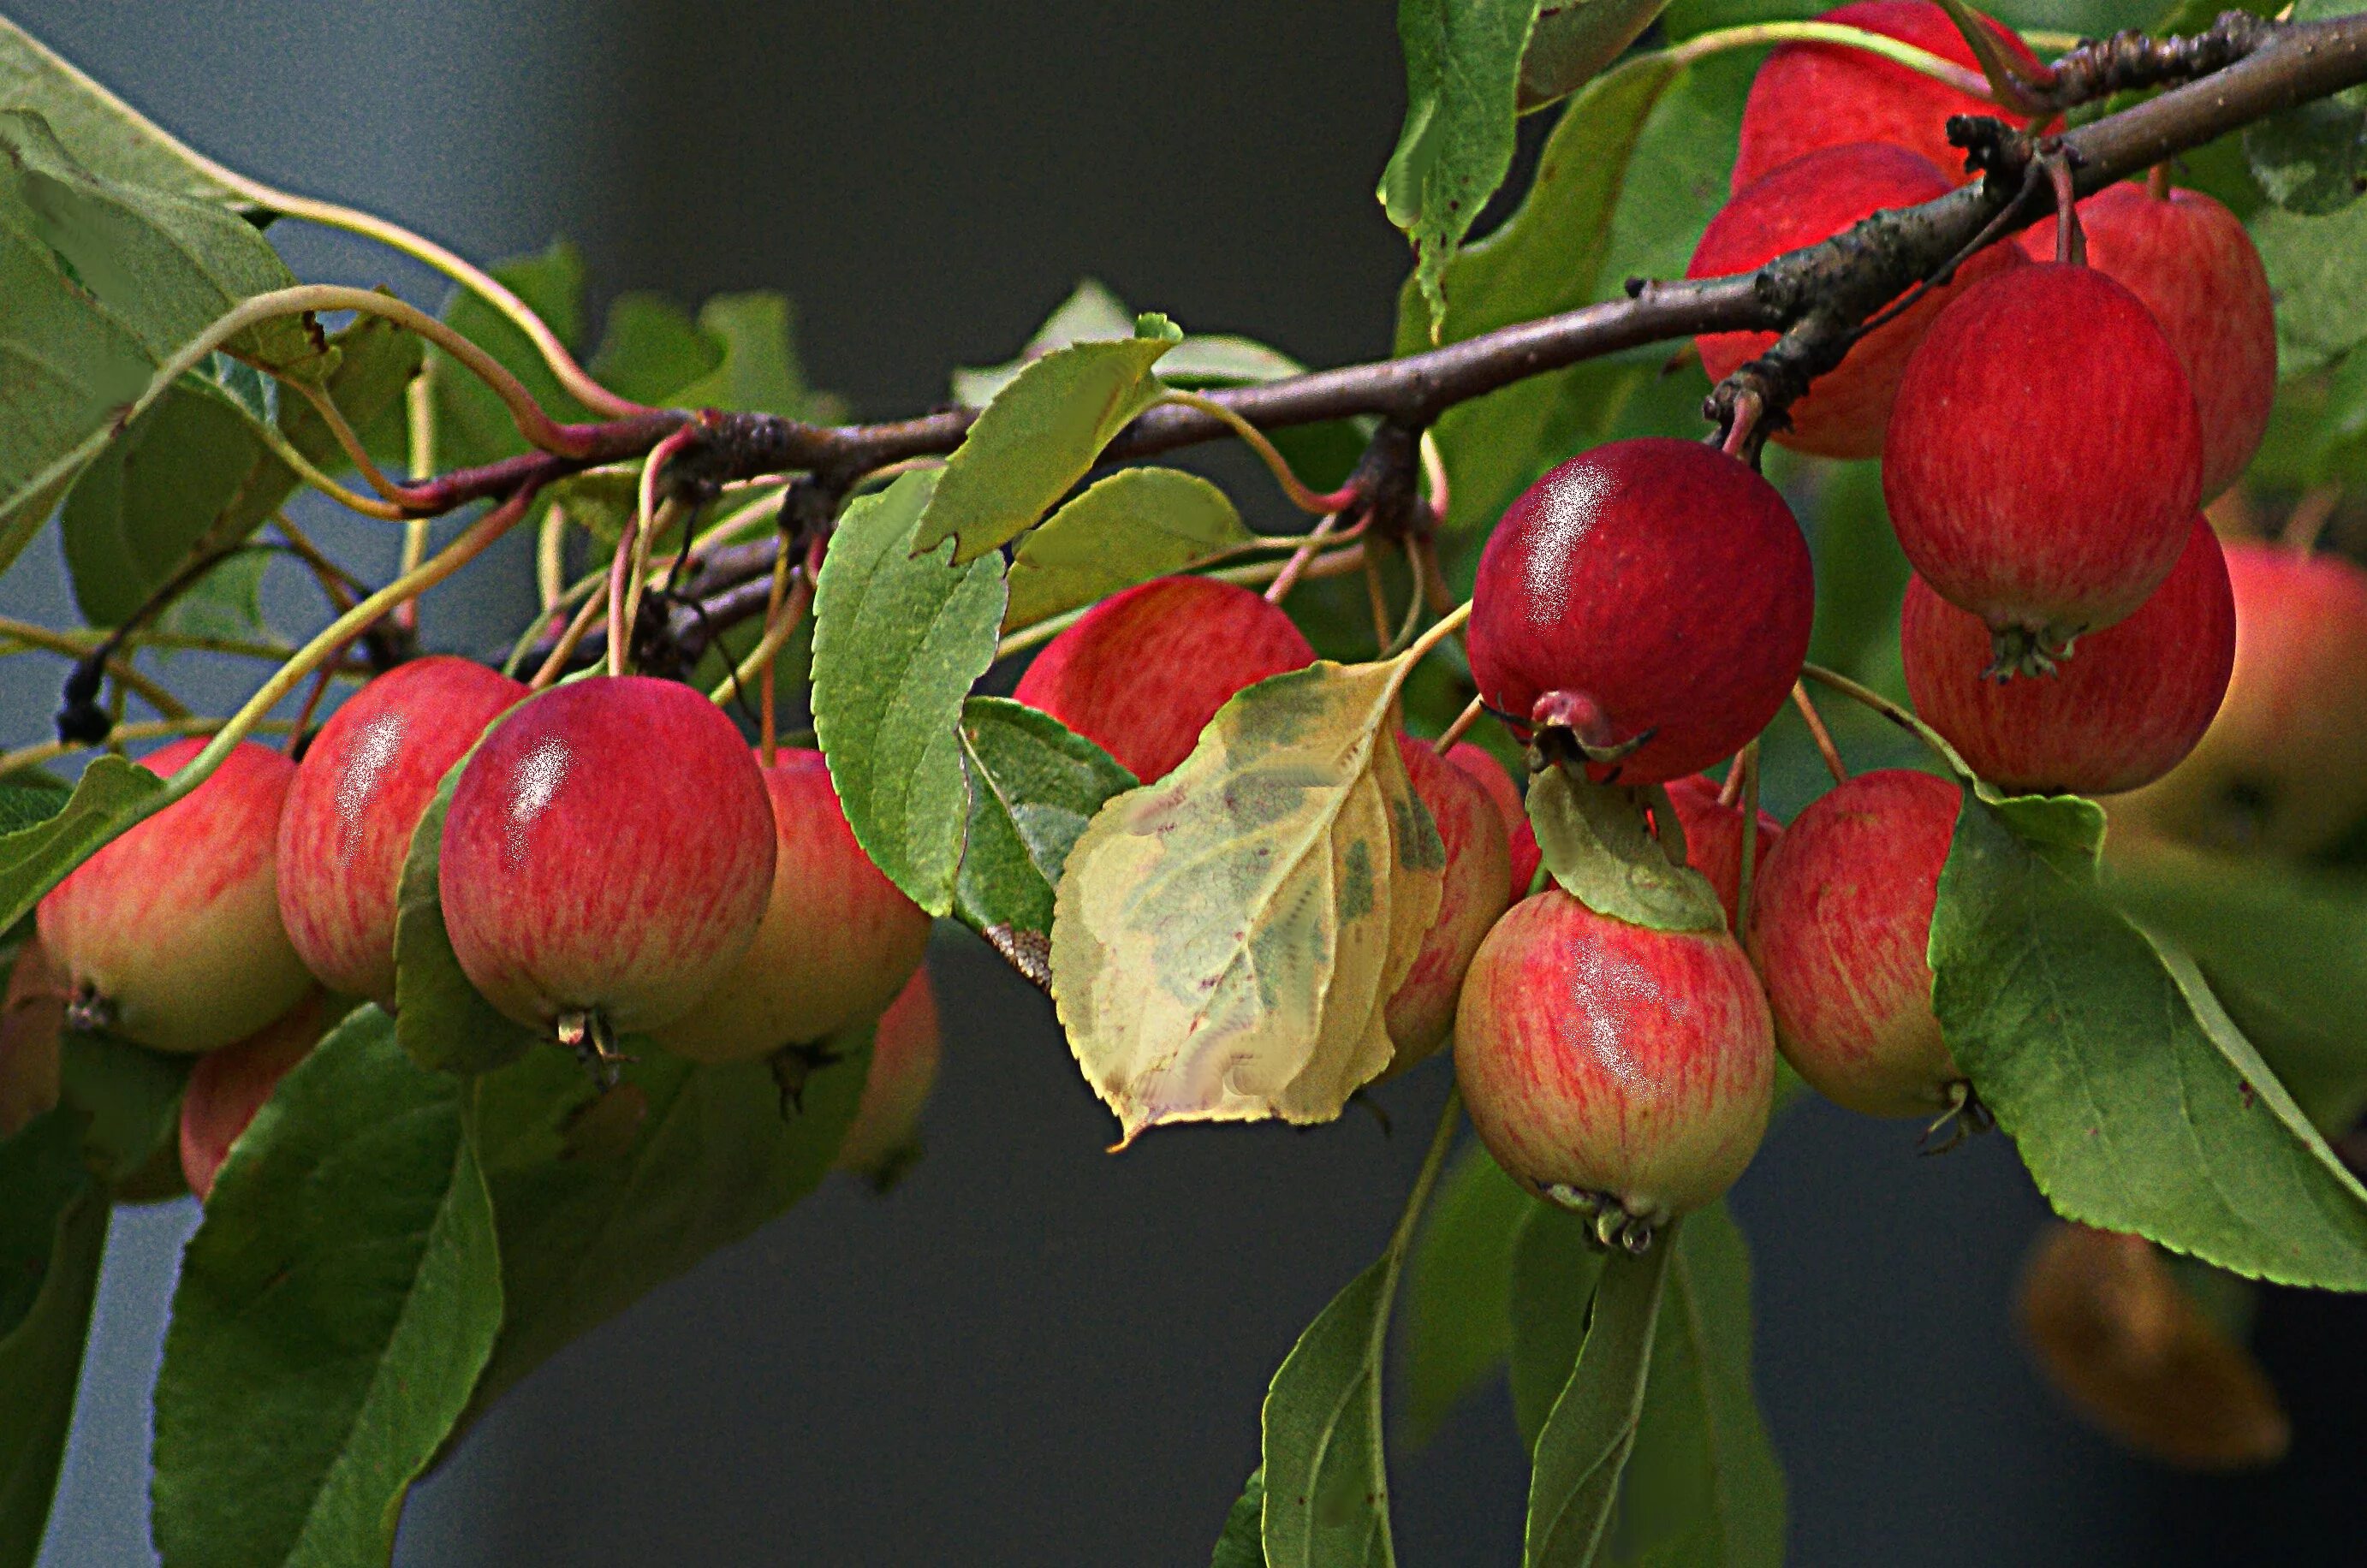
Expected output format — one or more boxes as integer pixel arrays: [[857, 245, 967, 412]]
[[9, 3, 2364, 1565]]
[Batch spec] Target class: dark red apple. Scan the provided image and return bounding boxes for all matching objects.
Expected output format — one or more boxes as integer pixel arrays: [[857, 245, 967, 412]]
[[1466, 438, 1814, 784], [1379, 735, 1514, 1072], [1883, 264, 2202, 673], [0, 936, 62, 1137], [834, 965, 940, 1185], [1690, 143, 2024, 460], [1443, 740, 1524, 843], [38, 738, 313, 1054], [2018, 183, 2276, 502], [1454, 888, 1775, 1244], [438, 675, 776, 1038], [1734, 0, 2050, 190], [1660, 775, 1785, 933], [277, 656, 526, 1005], [1746, 768, 1966, 1117], [655, 748, 933, 1064], [1013, 575, 1315, 781], [1507, 818, 1542, 905], [2108, 543, 2367, 856], [1905, 516, 2234, 795], [177, 989, 336, 1203]]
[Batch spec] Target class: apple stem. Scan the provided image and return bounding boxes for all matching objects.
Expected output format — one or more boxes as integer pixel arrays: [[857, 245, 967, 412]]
[[610, 427, 701, 679], [281, 653, 346, 757], [1432, 696, 1485, 756], [1264, 510, 1347, 606], [1361, 542, 1395, 650], [1798, 662, 1984, 787], [2046, 154, 2087, 265], [2281, 485, 2340, 555], [400, 371, 437, 634], [1418, 429, 1450, 529], [2146, 162, 2172, 200], [531, 591, 609, 692], [1790, 681, 1849, 785], [1734, 742, 1764, 939], [1158, 390, 1357, 515]]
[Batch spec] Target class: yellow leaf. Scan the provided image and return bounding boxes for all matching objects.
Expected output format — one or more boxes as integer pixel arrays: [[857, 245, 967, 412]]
[[1050, 660, 1447, 1145]]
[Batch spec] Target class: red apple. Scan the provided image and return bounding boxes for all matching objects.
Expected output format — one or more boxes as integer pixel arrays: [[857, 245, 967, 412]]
[[1013, 575, 1315, 781], [655, 748, 933, 1063], [1690, 143, 2024, 459], [277, 656, 526, 1005], [1905, 517, 2234, 795], [1734, 0, 2050, 191], [1379, 735, 1514, 1072], [834, 965, 940, 1185], [2108, 543, 2367, 856], [1443, 740, 1524, 843], [1747, 769, 1966, 1117], [0, 936, 63, 1137], [1466, 438, 1814, 785], [438, 675, 776, 1038], [1660, 774, 1785, 934], [2017, 183, 2277, 502], [177, 989, 336, 1203], [1882, 263, 2202, 674], [38, 738, 312, 1054], [1454, 888, 1775, 1244]]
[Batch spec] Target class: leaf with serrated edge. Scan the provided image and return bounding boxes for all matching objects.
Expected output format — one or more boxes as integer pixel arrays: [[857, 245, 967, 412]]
[[1051, 660, 1445, 1143], [812, 470, 1008, 917], [395, 722, 538, 1078], [151, 1007, 501, 1568], [1005, 467, 1255, 630], [0, 1112, 106, 1568], [1528, 765, 1723, 933], [1525, 1239, 1671, 1568], [954, 697, 1135, 944], [1400, 1139, 1531, 1448], [913, 324, 1182, 564], [0, 755, 163, 935], [1931, 793, 2367, 1288]]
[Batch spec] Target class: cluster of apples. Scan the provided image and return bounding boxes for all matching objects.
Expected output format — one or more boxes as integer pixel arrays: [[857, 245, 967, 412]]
[[1441, 1, 2300, 1246], [27, 658, 940, 1200]]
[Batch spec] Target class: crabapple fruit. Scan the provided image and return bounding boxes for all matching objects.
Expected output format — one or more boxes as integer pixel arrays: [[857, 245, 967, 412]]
[[277, 656, 526, 1005], [1507, 818, 1542, 906], [1454, 888, 1775, 1245], [834, 965, 940, 1185], [1733, 0, 2049, 189], [1746, 769, 1967, 1117], [177, 989, 336, 1203], [38, 739, 312, 1054], [1443, 740, 1524, 843], [1378, 735, 1514, 1072], [1882, 263, 2202, 673], [2017, 183, 2275, 502], [1660, 774, 1784, 934], [2107, 542, 2367, 856], [438, 675, 776, 1040], [1466, 438, 1814, 784], [1689, 143, 2023, 459], [655, 748, 932, 1064], [1904, 517, 2233, 795], [1013, 575, 1314, 782]]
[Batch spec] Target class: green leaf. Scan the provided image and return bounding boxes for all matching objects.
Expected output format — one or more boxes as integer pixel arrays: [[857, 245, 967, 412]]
[[1508, 1204, 1606, 1452], [0, 20, 252, 206], [2252, 196, 2367, 375], [1525, 1240, 1670, 1568], [1260, 1256, 1399, 1568], [587, 292, 724, 405], [1395, 55, 1691, 532], [429, 242, 592, 470], [393, 735, 538, 1078], [2244, 93, 2367, 216], [0, 754, 164, 937], [676, 292, 825, 418], [0, 781, 68, 836], [914, 324, 1182, 564], [949, 279, 1137, 406], [0, 1111, 107, 1568], [1615, 1203, 1785, 1568], [461, 1025, 867, 1416], [1051, 661, 1446, 1143], [58, 1030, 190, 1188], [811, 470, 1008, 917], [1932, 793, 2367, 1288], [155, 549, 271, 647], [952, 697, 1135, 953], [152, 1007, 501, 1568], [1400, 1139, 1531, 1447], [1518, 0, 1675, 112], [1004, 467, 1255, 630], [1527, 766, 1723, 933], [1212, 1470, 1268, 1568], [1381, 0, 1548, 336]]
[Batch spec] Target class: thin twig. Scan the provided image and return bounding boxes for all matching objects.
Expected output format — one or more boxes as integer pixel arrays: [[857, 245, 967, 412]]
[[1792, 680, 1848, 785]]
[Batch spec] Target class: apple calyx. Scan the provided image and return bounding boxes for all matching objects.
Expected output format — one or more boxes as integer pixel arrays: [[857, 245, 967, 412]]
[[1540, 1181, 1667, 1255], [1527, 692, 1655, 771], [555, 1007, 634, 1087], [1987, 621, 2079, 680]]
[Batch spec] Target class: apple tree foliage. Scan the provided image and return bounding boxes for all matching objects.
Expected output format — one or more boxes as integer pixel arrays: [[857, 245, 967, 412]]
[[0, 3, 2365, 1565]]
